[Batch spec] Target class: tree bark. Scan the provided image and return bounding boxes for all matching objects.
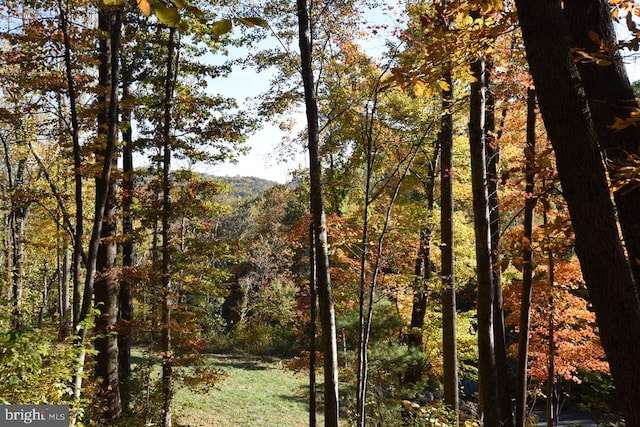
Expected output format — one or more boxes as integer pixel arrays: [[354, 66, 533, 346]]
[[515, 0, 640, 423], [469, 50, 500, 426], [515, 88, 537, 427], [356, 116, 373, 426], [564, 0, 640, 290], [543, 208, 556, 427], [57, 0, 84, 332], [405, 138, 439, 386], [308, 222, 317, 427], [94, 152, 121, 418], [92, 5, 122, 419], [118, 49, 134, 382], [297, 0, 340, 424], [161, 26, 177, 427], [440, 68, 459, 420], [486, 60, 513, 427]]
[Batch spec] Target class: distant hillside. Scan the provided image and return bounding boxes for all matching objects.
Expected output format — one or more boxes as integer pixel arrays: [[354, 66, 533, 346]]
[[213, 175, 279, 201]]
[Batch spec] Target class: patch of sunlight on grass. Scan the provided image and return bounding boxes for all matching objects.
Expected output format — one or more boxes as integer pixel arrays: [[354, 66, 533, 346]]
[[174, 354, 324, 427]]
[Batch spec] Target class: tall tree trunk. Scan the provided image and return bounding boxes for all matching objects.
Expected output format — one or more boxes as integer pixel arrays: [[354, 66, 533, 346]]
[[58, 0, 83, 332], [72, 4, 122, 420], [515, 88, 537, 427], [59, 233, 71, 339], [469, 49, 499, 426], [92, 5, 122, 419], [118, 54, 134, 382], [356, 127, 373, 427], [486, 60, 513, 427], [515, 0, 640, 423], [297, 0, 340, 425], [564, 0, 640, 290], [440, 68, 459, 420], [309, 222, 317, 427], [160, 26, 177, 427], [405, 139, 440, 385], [8, 203, 28, 330], [94, 151, 120, 418], [38, 265, 51, 327], [0, 133, 29, 330], [55, 91, 72, 339], [543, 205, 556, 427], [78, 5, 122, 326]]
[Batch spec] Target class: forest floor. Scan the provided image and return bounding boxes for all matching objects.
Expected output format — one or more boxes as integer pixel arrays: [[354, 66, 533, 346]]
[[173, 354, 323, 427]]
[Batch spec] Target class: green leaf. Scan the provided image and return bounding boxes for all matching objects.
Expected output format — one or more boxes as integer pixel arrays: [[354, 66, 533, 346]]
[[172, 0, 185, 8], [211, 19, 233, 36], [237, 17, 268, 28], [154, 3, 181, 27], [103, 0, 125, 5]]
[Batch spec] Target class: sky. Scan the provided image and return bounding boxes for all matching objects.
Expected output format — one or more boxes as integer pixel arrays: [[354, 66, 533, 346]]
[[197, 40, 308, 184], [199, 6, 399, 184], [201, 12, 640, 185]]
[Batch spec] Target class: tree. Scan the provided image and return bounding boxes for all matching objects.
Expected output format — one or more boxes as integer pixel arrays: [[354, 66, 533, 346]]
[[297, 0, 340, 423], [515, 0, 640, 422], [92, 4, 123, 419], [440, 68, 459, 419], [515, 88, 536, 427], [468, 37, 499, 426], [565, 0, 640, 290]]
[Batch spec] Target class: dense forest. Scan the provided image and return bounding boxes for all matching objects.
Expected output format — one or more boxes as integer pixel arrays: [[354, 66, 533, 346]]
[[1, 0, 640, 426]]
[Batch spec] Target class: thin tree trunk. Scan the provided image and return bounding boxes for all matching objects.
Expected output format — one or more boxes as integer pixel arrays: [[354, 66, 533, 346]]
[[356, 99, 375, 427], [58, 0, 83, 332], [405, 139, 440, 385], [515, 0, 640, 423], [469, 49, 499, 426], [118, 55, 134, 382], [515, 88, 537, 427], [161, 26, 177, 427], [297, 0, 340, 424], [0, 132, 29, 331], [38, 264, 51, 327], [8, 199, 28, 330], [543, 206, 555, 427], [486, 59, 513, 427], [440, 68, 459, 420], [59, 234, 71, 338], [309, 222, 317, 427]]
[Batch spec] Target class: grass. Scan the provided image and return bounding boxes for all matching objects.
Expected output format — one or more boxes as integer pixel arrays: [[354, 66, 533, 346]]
[[173, 354, 324, 427]]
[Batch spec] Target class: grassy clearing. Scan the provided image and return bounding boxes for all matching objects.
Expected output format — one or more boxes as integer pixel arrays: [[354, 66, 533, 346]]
[[174, 354, 324, 427]]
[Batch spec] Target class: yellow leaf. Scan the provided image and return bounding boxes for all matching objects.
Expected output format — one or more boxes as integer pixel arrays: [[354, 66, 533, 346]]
[[438, 80, 451, 92], [172, 0, 185, 8], [137, 0, 152, 17], [237, 17, 268, 28], [211, 19, 233, 36], [153, 2, 181, 27]]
